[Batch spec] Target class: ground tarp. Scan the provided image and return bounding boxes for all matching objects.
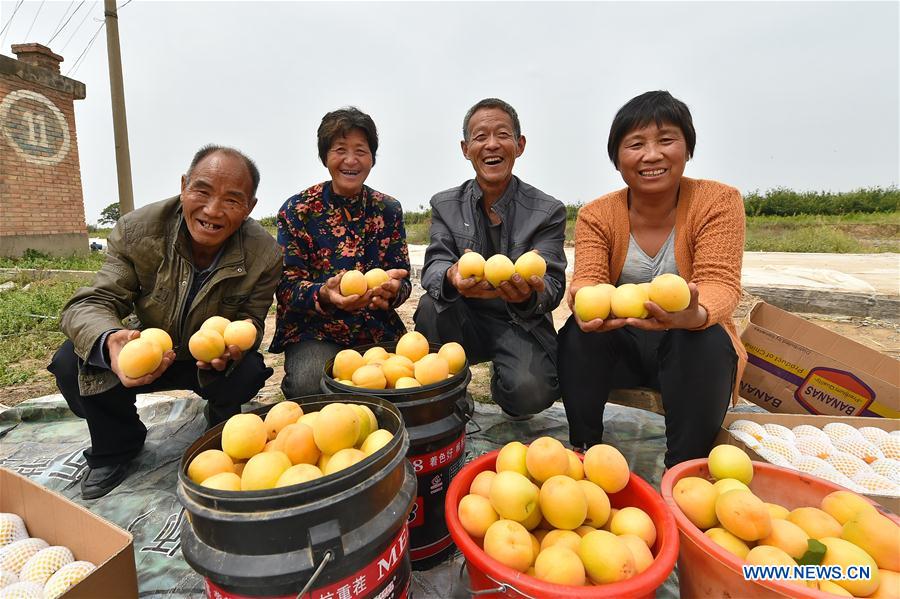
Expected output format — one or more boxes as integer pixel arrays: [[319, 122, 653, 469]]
[[0, 395, 681, 598]]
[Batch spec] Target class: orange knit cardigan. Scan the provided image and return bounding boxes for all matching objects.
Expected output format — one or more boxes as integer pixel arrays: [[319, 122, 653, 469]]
[[572, 177, 748, 401]]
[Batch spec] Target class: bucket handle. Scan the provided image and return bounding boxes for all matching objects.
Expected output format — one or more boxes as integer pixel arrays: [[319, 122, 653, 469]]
[[458, 558, 535, 598], [295, 550, 333, 599]]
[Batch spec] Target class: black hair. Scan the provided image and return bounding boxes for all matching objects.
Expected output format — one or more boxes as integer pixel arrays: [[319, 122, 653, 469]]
[[317, 107, 378, 166], [607, 91, 696, 168]]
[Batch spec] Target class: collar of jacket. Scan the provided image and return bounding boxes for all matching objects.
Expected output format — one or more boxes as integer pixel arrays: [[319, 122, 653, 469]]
[[469, 176, 520, 218], [169, 197, 248, 271]]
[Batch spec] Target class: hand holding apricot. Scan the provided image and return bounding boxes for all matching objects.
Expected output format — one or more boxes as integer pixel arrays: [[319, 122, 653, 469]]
[[318, 272, 373, 312], [108, 329, 175, 387], [625, 282, 707, 331], [447, 253, 500, 300], [367, 268, 409, 310]]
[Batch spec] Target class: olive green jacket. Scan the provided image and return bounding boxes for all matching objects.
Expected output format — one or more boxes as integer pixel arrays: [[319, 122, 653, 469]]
[[60, 196, 283, 396]]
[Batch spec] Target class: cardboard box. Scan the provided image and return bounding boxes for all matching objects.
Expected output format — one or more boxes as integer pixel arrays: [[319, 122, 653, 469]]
[[740, 302, 900, 418], [0, 468, 138, 598], [715, 411, 899, 515]]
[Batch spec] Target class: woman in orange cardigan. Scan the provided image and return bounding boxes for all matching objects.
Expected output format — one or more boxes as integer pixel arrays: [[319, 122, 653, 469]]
[[559, 91, 747, 467]]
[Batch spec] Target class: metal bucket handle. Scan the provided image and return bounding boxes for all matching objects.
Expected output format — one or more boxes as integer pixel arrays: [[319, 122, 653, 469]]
[[457, 557, 535, 598], [295, 550, 333, 599]]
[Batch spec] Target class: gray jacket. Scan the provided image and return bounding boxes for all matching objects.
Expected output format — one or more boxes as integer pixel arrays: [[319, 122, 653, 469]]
[[420, 177, 567, 349], [60, 196, 283, 396]]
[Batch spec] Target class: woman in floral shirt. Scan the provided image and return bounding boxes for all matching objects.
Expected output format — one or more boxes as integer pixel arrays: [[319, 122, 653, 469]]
[[271, 107, 411, 398]]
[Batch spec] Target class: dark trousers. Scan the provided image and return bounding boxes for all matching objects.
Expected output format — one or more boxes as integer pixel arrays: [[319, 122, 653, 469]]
[[557, 317, 737, 468], [48, 340, 273, 468], [413, 294, 559, 416]]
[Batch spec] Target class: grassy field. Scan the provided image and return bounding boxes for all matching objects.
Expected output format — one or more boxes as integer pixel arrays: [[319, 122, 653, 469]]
[[404, 211, 899, 252], [0, 279, 82, 386], [0, 249, 106, 270], [745, 213, 899, 253]]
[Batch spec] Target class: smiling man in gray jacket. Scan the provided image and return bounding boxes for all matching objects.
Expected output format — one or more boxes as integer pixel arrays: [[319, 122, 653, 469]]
[[48, 145, 282, 499], [414, 98, 567, 420]]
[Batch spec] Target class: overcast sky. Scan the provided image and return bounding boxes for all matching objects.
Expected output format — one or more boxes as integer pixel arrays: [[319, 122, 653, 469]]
[[1, 1, 898, 224]]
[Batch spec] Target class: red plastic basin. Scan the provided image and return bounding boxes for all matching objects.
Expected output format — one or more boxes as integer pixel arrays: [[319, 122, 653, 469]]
[[661, 458, 900, 599], [445, 450, 679, 598]]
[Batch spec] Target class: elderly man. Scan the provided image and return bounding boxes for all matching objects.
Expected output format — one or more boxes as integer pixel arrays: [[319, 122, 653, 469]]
[[48, 145, 282, 499], [414, 98, 567, 420]]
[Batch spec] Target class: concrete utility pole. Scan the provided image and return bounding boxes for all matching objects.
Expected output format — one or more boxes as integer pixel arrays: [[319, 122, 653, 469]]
[[104, 0, 134, 215]]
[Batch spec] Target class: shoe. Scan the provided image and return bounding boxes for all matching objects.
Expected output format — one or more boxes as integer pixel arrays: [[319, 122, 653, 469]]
[[80, 463, 130, 500], [500, 409, 534, 422]]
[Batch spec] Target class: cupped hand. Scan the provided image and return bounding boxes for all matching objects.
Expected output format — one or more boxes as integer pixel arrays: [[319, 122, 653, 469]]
[[574, 313, 630, 334], [368, 268, 409, 310], [496, 273, 544, 304], [196, 344, 243, 371], [624, 282, 708, 331], [319, 272, 373, 312], [446, 258, 501, 300], [108, 329, 176, 387]]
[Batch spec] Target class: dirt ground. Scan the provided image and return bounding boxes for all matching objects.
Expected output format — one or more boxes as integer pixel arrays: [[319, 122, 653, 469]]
[[5, 285, 898, 409]]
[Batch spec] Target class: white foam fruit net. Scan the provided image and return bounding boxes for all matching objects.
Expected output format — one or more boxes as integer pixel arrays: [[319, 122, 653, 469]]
[[762, 423, 797, 443], [825, 451, 873, 479], [869, 458, 900, 483], [792, 455, 831, 474], [823, 422, 865, 444], [834, 437, 884, 465], [0, 539, 48, 575], [728, 420, 767, 441], [758, 436, 803, 463], [728, 429, 761, 449], [858, 426, 890, 445], [851, 471, 900, 496], [0, 581, 45, 598], [42, 561, 96, 599], [877, 436, 900, 460], [19, 546, 74, 586], [794, 436, 835, 460], [0, 570, 18, 588], [0, 516, 27, 549]]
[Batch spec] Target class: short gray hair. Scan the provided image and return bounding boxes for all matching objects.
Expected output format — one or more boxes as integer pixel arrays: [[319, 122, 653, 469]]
[[186, 144, 260, 197], [462, 98, 521, 142]]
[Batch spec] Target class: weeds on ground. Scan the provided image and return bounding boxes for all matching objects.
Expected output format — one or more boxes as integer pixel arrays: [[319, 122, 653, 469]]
[[745, 226, 863, 253], [0, 249, 105, 271], [0, 280, 81, 386]]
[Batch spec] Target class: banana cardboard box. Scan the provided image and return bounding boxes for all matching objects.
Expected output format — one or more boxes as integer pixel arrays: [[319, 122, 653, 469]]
[[0, 468, 137, 598], [739, 302, 899, 419]]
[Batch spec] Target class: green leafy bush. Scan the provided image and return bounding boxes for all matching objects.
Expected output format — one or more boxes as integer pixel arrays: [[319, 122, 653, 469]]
[[744, 187, 899, 216]]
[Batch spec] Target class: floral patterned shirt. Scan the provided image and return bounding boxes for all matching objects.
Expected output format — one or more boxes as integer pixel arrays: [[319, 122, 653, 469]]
[[270, 182, 411, 352]]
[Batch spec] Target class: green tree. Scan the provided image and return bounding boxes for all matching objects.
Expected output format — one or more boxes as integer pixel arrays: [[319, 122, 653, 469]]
[[98, 203, 120, 226]]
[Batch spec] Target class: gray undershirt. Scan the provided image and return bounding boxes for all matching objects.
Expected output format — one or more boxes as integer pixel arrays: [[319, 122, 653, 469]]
[[616, 229, 679, 285]]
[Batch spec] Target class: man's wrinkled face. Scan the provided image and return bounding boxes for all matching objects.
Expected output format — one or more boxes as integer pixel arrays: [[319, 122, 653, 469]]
[[461, 107, 525, 190], [180, 151, 256, 251]]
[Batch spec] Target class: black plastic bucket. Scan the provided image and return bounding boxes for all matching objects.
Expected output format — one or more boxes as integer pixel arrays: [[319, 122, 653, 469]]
[[178, 394, 416, 599], [320, 343, 474, 570]]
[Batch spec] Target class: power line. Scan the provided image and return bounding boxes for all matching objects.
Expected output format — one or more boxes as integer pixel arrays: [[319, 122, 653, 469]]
[[48, 1, 84, 46], [47, 0, 76, 44], [23, 0, 46, 41], [0, 0, 26, 47], [61, 2, 95, 52], [117, 0, 133, 9], [66, 20, 104, 77]]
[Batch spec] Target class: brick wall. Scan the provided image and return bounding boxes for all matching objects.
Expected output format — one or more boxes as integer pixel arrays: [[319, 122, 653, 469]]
[[0, 43, 88, 256]]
